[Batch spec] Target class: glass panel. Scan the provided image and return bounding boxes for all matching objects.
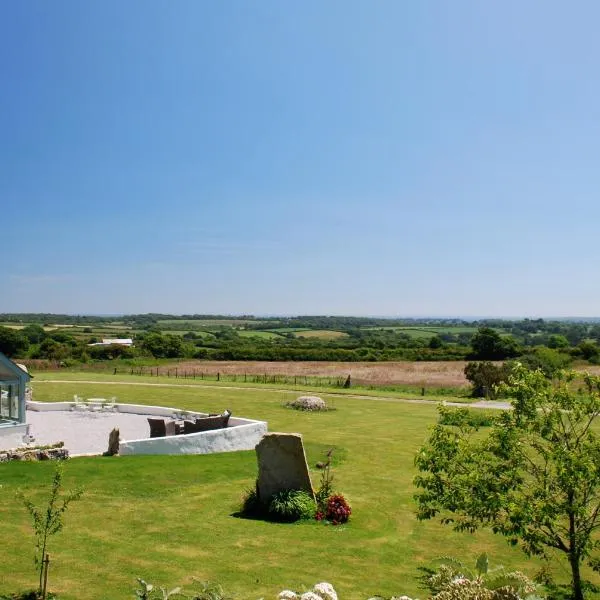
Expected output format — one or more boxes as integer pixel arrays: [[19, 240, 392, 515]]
[[0, 384, 8, 419]]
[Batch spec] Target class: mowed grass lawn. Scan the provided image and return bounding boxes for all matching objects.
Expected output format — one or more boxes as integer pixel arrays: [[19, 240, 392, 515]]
[[0, 378, 568, 600]]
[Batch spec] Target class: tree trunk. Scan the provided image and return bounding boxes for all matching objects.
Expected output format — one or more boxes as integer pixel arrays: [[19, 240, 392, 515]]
[[570, 552, 584, 600], [569, 503, 584, 600]]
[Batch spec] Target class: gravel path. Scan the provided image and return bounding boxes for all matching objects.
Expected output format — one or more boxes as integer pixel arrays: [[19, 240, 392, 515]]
[[26, 410, 150, 456]]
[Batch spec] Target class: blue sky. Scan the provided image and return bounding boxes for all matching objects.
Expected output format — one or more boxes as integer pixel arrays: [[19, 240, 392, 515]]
[[2, 1, 600, 317]]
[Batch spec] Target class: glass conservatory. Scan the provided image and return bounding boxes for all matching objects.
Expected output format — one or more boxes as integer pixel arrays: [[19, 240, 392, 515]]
[[0, 353, 30, 427]]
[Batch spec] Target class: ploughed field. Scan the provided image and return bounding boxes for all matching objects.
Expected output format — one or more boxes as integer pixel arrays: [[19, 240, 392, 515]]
[[159, 360, 472, 387]]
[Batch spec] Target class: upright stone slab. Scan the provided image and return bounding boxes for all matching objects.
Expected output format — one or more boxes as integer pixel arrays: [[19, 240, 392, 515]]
[[256, 432, 314, 503]]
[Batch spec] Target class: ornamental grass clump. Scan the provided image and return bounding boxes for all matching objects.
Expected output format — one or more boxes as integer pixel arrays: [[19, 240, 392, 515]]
[[268, 490, 316, 522]]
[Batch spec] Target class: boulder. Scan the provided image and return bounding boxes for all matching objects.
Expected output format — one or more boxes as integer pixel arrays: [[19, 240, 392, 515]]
[[255, 432, 314, 504], [104, 428, 120, 456]]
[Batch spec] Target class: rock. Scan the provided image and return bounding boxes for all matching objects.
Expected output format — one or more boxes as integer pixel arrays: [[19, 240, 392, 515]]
[[104, 428, 120, 456], [255, 432, 315, 504], [287, 396, 328, 411]]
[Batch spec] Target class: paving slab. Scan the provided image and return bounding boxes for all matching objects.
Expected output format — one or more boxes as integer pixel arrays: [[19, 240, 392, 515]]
[[26, 409, 150, 456]]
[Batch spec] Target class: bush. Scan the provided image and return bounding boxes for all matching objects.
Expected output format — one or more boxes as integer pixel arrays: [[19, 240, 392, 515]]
[[268, 490, 316, 522], [438, 407, 496, 429], [324, 494, 351, 525], [463, 362, 511, 399]]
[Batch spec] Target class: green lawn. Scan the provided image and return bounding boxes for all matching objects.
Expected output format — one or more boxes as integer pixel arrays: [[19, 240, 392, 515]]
[[0, 377, 580, 600]]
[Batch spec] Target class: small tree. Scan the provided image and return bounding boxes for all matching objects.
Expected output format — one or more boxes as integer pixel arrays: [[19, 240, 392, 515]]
[[463, 361, 510, 399], [415, 365, 600, 600], [18, 462, 83, 598]]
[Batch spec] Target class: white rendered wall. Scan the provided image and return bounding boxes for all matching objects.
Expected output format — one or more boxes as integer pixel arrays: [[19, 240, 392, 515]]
[[119, 420, 268, 456]]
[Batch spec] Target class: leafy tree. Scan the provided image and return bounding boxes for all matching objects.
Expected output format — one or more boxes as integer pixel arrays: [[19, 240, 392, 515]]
[[428, 335, 444, 349], [470, 327, 520, 360], [141, 333, 185, 358], [518, 347, 572, 378], [573, 341, 600, 363], [463, 361, 511, 399], [0, 326, 29, 357], [414, 365, 600, 600], [548, 334, 570, 349], [21, 324, 47, 344]]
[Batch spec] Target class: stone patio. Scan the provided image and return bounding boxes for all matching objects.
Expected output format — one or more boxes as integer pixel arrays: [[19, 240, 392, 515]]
[[26, 409, 150, 456]]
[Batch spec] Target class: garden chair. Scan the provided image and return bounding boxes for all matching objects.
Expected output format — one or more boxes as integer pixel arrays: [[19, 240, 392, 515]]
[[165, 420, 178, 436], [147, 418, 167, 438]]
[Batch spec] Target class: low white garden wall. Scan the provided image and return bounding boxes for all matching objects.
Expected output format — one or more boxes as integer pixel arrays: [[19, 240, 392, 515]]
[[119, 419, 268, 456]]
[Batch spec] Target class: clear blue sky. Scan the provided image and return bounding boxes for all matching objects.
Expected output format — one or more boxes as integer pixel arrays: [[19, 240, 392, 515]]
[[2, 1, 600, 317]]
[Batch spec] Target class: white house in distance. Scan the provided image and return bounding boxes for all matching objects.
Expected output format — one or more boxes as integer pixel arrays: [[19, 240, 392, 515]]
[[88, 338, 134, 347], [0, 352, 31, 448]]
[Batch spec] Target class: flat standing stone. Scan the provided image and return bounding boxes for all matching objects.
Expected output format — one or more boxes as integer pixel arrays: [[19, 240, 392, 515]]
[[255, 432, 314, 503]]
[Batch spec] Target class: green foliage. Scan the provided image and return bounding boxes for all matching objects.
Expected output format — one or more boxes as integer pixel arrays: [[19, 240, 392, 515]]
[[517, 347, 572, 378], [470, 327, 520, 361], [415, 365, 600, 600], [0, 326, 29, 357], [0, 592, 57, 600], [17, 463, 83, 596], [135, 578, 183, 599], [141, 333, 186, 359], [134, 580, 228, 600], [186, 580, 231, 600], [267, 490, 316, 522], [421, 553, 538, 598], [437, 406, 496, 428], [315, 448, 336, 513], [548, 334, 570, 349], [463, 361, 511, 399]]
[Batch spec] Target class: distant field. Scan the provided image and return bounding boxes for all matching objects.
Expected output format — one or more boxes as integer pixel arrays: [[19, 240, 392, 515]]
[[156, 360, 471, 387], [238, 330, 283, 339], [294, 330, 349, 340], [158, 319, 262, 327], [163, 330, 215, 338], [362, 326, 481, 338]]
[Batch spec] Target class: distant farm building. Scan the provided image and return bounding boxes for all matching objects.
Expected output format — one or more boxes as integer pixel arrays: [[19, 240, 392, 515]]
[[88, 338, 134, 347]]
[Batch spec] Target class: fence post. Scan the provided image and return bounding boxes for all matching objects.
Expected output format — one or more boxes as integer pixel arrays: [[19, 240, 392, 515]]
[[217, 372, 220, 381], [244, 373, 247, 382]]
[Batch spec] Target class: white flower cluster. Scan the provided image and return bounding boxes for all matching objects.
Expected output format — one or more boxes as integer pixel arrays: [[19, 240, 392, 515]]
[[278, 582, 338, 600]]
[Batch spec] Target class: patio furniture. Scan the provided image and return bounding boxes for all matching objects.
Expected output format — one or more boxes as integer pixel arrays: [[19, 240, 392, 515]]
[[148, 418, 167, 438], [165, 420, 178, 436], [183, 420, 197, 435], [193, 410, 231, 432]]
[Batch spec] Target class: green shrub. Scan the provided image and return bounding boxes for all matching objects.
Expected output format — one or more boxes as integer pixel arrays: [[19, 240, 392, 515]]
[[267, 490, 316, 522], [438, 407, 497, 429]]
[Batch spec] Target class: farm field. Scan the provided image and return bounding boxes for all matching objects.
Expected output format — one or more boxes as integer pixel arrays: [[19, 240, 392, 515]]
[[0, 376, 573, 600], [294, 329, 349, 339], [141, 359, 473, 387]]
